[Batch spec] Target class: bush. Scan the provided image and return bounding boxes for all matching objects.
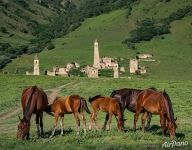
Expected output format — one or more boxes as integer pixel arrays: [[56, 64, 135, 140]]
[[14, 0, 29, 9], [47, 43, 55, 50], [0, 27, 8, 33]]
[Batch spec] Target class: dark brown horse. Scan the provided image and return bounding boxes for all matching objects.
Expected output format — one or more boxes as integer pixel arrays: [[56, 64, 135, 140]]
[[47, 95, 90, 137], [17, 86, 48, 139], [134, 89, 177, 140], [89, 95, 123, 131], [110, 88, 156, 129]]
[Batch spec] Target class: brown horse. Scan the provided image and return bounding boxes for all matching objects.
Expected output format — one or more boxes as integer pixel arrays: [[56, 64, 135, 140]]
[[134, 89, 177, 140], [47, 95, 90, 137], [88, 95, 123, 131], [17, 86, 48, 139]]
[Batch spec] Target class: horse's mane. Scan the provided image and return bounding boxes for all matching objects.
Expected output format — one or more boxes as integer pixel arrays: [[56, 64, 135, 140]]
[[24, 86, 37, 121], [148, 87, 157, 91], [89, 95, 104, 103], [163, 91, 175, 123]]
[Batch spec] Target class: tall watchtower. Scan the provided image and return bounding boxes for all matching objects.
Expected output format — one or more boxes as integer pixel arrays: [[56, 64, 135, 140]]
[[93, 39, 100, 69], [34, 54, 40, 75]]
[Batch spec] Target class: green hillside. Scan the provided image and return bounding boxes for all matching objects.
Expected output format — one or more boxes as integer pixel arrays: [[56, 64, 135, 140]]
[[2, 0, 192, 79]]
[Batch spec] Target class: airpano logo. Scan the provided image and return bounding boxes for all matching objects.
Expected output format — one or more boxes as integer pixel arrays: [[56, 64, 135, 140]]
[[162, 140, 188, 148]]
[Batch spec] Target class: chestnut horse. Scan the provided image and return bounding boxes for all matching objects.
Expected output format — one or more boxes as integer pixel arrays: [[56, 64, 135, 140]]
[[47, 95, 91, 137], [134, 89, 177, 140], [17, 86, 48, 139], [88, 95, 123, 131], [110, 87, 156, 129]]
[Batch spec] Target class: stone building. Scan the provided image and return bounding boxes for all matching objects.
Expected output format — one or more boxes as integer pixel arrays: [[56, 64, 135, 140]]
[[137, 54, 153, 59], [129, 59, 138, 73], [113, 63, 119, 78], [82, 66, 98, 78], [93, 39, 100, 69], [46, 66, 68, 76], [26, 55, 40, 75]]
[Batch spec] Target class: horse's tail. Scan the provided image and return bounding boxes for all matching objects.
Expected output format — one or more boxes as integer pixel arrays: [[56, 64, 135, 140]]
[[24, 86, 37, 120], [163, 91, 174, 122], [44, 104, 54, 116], [79, 98, 91, 114]]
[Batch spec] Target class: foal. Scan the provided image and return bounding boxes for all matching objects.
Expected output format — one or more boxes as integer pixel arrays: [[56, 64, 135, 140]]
[[47, 95, 90, 137], [89, 95, 123, 131]]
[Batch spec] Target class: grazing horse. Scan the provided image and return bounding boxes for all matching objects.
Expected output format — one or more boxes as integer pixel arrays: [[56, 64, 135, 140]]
[[110, 88, 156, 129], [47, 95, 91, 137], [17, 86, 48, 139], [134, 89, 177, 140], [89, 95, 123, 131]]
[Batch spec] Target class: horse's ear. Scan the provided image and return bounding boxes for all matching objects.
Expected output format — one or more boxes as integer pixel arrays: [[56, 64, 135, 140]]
[[18, 115, 21, 121], [174, 117, 177, 122]]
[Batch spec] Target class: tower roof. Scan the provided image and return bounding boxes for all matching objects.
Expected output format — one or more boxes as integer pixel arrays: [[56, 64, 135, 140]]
[[34, 54, 39, 60]]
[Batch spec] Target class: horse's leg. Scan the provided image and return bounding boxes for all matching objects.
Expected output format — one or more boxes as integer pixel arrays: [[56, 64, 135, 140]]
[[26, 133, 30, 140], [107, 112, 113, 131], [134, 107, 142, 131], [73, 112, 80, 135], [81, 112, 86, 134], [164, 118, 168, 135], [102, 113, 109, 130], [160, 112, 166, 136], [89, 112, 94, 130], [60, 115, 64, 135], [39, 112, 44, 137], [93, 112, 99, 131], [36, 114, 41, 138], [141, 112, 148, 132], [50, 114, 59, 138], [146, 113, 152, 130]]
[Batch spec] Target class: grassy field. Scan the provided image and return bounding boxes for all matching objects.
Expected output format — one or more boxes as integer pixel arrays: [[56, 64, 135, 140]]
[[3, 0, 192, 80], [0, 74, 191, 149]]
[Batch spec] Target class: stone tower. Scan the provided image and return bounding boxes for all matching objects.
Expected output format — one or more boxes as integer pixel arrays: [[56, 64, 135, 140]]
[[113, 63, 119, 78], [130, 59, 138, 73], [93, 39, 100, 69], [34, 54, 40, 75]]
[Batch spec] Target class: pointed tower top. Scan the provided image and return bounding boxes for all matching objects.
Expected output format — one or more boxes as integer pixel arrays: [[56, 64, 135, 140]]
[[34, 54, 39, 60], [95, 39, 98, 43]]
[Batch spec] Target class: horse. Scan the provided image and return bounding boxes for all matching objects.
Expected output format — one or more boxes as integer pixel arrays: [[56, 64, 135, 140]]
[[110, 88, 156, 129], [17, 86, 48, 139], [46, 95, 91, 137], [88, 95, 123, 131], [134, 89, 177, 140]]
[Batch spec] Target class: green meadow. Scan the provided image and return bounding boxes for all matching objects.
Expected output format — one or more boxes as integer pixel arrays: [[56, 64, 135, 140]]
[[0, 75, 191, 149]]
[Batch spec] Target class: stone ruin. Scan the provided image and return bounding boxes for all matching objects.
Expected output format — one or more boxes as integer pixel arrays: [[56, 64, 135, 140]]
[[136, 53, 155, 62], [129, 59, 138, 74], [46, 62, 80, 77], [87, 39, 119, 78], [26, 54, 40, 76], [81, 65, 98, 78]]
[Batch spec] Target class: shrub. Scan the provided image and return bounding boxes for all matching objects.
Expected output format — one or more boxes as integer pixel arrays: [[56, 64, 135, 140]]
[[47, 43, 55, 50]]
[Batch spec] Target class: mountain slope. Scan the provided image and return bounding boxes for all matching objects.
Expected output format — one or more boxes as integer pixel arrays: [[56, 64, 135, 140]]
[[2, 0, 192, 79]]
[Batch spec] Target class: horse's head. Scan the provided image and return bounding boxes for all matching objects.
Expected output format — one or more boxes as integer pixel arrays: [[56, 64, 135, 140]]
[[168, 117, 177, 140], [117, 117, 124, 131], [16, 116, 30, 139]]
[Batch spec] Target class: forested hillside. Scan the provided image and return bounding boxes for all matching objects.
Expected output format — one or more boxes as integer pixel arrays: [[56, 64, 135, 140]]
[[1, 0, 192, 79]]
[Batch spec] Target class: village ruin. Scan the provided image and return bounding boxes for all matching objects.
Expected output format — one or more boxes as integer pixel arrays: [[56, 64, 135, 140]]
[[26, 39, 155, 78]]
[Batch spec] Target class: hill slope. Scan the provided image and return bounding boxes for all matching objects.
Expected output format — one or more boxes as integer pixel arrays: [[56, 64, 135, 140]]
[[3, 0, 192, 79]]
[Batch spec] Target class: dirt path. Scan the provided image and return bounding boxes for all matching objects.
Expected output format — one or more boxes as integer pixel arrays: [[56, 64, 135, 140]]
[[0, 81, 78, 120]]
